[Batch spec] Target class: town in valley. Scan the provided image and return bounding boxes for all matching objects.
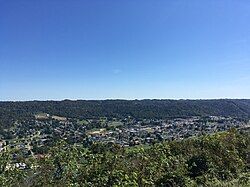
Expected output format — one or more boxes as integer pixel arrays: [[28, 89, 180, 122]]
[[1, 113, 249, 161]]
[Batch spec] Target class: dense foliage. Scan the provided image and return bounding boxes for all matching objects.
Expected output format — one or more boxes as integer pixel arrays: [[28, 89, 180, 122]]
[[1, 129, 249, 186], [1, 99, 250, 127]]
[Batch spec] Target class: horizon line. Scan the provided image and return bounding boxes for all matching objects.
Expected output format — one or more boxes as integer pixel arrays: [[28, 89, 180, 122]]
[[1, 98, 250, 102]]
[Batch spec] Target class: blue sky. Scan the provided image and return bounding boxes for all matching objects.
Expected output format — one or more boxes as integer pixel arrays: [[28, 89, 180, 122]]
[[1, 0, 250, 100]]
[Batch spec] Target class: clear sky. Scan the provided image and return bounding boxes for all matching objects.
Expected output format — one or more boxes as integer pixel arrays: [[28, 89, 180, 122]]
[[1, 0, 250, 101]]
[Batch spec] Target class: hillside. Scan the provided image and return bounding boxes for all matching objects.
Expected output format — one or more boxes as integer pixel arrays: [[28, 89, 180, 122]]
[[0, 99, 250, 127]]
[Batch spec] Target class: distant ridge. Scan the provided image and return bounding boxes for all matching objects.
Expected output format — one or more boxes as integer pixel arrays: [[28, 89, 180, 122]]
[[0, 99, 250, 127]]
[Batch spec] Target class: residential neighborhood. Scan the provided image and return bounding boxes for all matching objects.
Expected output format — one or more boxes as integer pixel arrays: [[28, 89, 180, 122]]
[[0, 114, 249, 159]]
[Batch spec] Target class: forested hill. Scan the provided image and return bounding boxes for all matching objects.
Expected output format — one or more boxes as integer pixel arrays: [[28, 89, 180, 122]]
[[0, 99, 250, 126]]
